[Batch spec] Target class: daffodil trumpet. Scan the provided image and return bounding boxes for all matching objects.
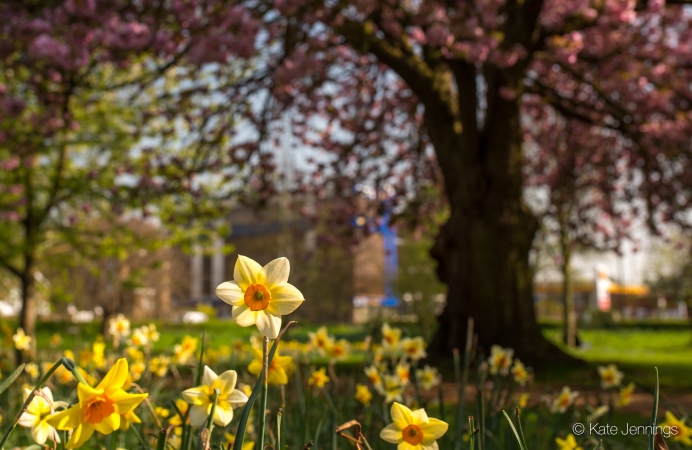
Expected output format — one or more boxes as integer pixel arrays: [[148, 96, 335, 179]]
[[233, 321, 296, 450], [0, 358, 72, 449]]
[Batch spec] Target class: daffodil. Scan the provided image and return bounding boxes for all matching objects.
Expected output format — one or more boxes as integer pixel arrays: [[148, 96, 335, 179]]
[[381, 323, 402, 348], [551, 386, 578, 413], [488, 345, 513, 376], [511, 359, 530, 386], [377, 374, 404, 404], [182, 366, 249, 427], [149, 356, 170, 377], [308, 326, 333, 354], [25, 362, 39, 380], [616, 382, 635, 407], [18, 387, 64, 445], [13, 327, 32, 351], [225, 431, 255, 450], [308, 367, 330, 388], [92, 342, 106, 369], [47, 358, 148, 449], [108, 314, 130, 341], [401, 337, 427, 361], [517, 393, 529, 408], [119, 410, 141, 430], [155, 407, 170, 419], [174, 336, 198, 364], [326, 338, 350, 361], [365, 364, 383, 391], [555, 434, 582, 450], [129, 327, 149, 347], [659, 411, 692, 446], [248, 346, 294, 385], [216, 255, 305, 339], [355, 384, 373, 406], [169, 399, 189, 434], [597, 364, 623, 389], [380, 402, 448, 450], [396, 362, 411, 386], [415, 365, 441, 391]]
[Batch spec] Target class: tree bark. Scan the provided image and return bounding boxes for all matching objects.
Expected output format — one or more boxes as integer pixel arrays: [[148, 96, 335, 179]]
[[18, 265, 37, 363], [559, 208, 578, 347], [426, 88, 573, 364]]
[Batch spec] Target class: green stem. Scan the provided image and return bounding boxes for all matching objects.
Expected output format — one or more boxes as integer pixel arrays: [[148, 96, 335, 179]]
[[258, 337, 269, 450], [131, 424, 149, 449], [205, 388, 220, 450], [234, 321, 296, 450], [0, 358, 66, 449]]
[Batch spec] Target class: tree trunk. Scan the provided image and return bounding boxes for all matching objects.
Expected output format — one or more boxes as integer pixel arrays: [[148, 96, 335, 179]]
[[18, 267, 37, 363], [559, 210, 578, 348], [426, 83, 573, 364]]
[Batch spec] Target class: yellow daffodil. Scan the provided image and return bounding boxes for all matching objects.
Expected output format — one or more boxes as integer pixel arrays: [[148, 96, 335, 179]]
[[169, 399, 189, 433], [129, 327, 149, 347], [155, 407, 170, 419], [149, 356, 170, 378], [225, 431, 255, 450], [326, 339, 350, 361], [119, 410, 141, 430], [308, 368, 330, 388], [586, 405, 609, 423], [216, 255, 305, 339], [365, 364, 383, 391], [49, 333, 62, 347], [517, 393, 529, 408], [47, 358, 148, 449], [377, 374, 404, 404], [597, 364, 623, 389], [25, 362, 39, 380], [355, 384, 373, 406], [551, 386, 578, 413], [616, 382, 635, 407], [401, 337, 427, 361], [145, 323, 160, 342], [92, 342, 106, 369], [18, 387, 64, 445], [488, 345, 513, 376], [511, 359, 530, 386], [182, 366, 249, 427], [308, 326, 333, 354], [555, 434, 582, 450], [381, 323, 402, 348], [396, 362, 411, 386], [174, 336, 198, 364], [659, 411, 692, 446], [415, 365, 441, 391], [380, 402, 448, 450], [13, 327, 32, 351], [248, 347, 294, 385], [130, 361, 146, 381]]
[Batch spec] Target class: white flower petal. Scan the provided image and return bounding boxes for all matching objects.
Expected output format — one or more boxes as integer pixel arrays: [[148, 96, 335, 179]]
[[214, 370, 238, 395], [202, 366, 218, 387], [234, 255, 263, 289], [17, 412, 38, 428], [228, 389, 249, 409], [256, 311, 282, 339], [268, 283, 304, 315], [189, 405, 210, 428], [390, 402, 414, 430], [262, 257, 290, 289], [411, 408, 429, 424], [232, 305, 257, 327], [32, 421, 51, 445], [216, 281, 244, 306], [214, 405, 233, 427]]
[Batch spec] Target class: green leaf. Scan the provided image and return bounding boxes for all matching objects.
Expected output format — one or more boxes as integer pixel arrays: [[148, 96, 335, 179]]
[[0, 364, 24, 396]]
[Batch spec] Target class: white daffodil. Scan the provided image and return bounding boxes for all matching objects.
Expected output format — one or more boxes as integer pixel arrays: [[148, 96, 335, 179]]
[[182, 366, 249, 427], [216, 255, 304, 339], [18, 387, 65, 445]]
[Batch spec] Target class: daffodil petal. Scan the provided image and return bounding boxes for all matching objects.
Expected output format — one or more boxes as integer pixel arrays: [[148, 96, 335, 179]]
[[270, 283, 304, 303], [228, 389, 249, 409], [262, 257, 290, 288], [93, 413, 120, 434], [411, 408, 429, 423], [182, 386, 210, 406], [214, 370, 238, 395], [96, 358, 128, 392], [256, 311, 281, 339], [48, 405, 81, 430], [248, 359, 262, 376], [189, 405, 210, 427], [268, 368, 288, 385], [232, 305, 257, 327], [214, 405, 233, 427], [216, 281, 244, 306], [421, 418, 449, 442], [390, 402, 414, 430], [66, 423, 94, 449], [380, 423, 403, 444], [202, 366, 218, 387], [420, 442, 439, 450], [17, 411, 38, 428], [77, 383, 103, 405], [110, 390, 148, 415], [398, 442, 419, 450], [234, 255, 263, 289]]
